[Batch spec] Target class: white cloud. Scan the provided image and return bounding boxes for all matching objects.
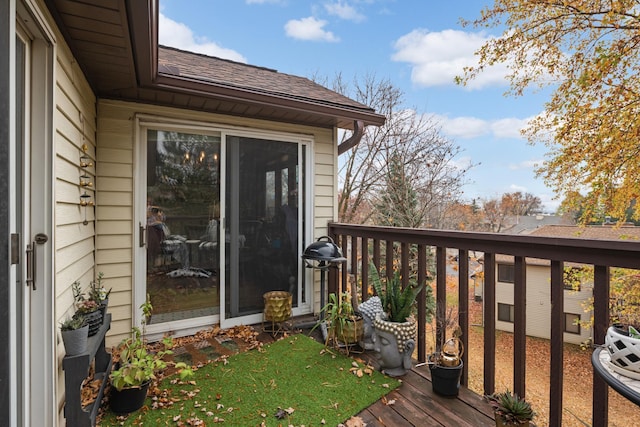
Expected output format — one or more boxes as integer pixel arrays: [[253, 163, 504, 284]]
[[491, 117, 531, 139], [392, 29, 509, 89], [285, 17, 339, 42], [508, 159, 541, 171], [434, 114, 490, 139], [509, 184, 529, 192], [158, 13, 247, 63], [324, 2, 366, 22], [433, 113, 532, 140]]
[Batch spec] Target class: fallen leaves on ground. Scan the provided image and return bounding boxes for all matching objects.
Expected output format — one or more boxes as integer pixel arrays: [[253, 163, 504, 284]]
[[341, 415, 366, 427]]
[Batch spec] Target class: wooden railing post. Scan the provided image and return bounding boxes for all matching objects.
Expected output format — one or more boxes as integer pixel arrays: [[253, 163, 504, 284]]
[[513, 256, 526, 397], [592, 265, 610, 427], [417, 244, 427, 363], [458, 249, 469, 386], [483, 252, 496, 396], [549, 260, 565, 426]]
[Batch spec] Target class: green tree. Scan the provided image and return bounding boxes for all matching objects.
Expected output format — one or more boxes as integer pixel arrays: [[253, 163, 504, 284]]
[[459, 1, 640, 224], [375, 152, 421, 227]]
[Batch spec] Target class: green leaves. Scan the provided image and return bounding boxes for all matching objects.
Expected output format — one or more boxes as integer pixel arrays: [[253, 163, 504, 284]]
[[369, 264, 424, 323], [486, 389, 535, 423]]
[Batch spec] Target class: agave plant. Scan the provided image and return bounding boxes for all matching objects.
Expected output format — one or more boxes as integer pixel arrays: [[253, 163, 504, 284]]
[[486, 389, 535, 425], [369, 264, 424, 323]]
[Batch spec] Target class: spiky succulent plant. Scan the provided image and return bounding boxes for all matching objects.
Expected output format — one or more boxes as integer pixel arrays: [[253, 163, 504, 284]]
[[486, 389, 535, 424]]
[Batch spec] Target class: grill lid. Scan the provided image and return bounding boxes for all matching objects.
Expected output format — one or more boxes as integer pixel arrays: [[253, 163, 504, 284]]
[[301, 236, 346, 263]]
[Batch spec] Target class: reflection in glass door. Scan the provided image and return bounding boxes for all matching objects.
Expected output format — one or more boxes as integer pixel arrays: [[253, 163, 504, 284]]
[[145, 130, 221, 324], [224, 136, 305, 323]]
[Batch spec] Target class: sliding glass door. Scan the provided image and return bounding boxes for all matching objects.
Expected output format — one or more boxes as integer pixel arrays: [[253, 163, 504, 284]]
[[143, 127, 307, 331], [222, 136, 305, 326]]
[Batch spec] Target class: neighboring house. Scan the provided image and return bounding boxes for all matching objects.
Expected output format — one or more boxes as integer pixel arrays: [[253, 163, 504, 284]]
[[486, 225, 640, 346], [501, 214, 574, 235], [3, 1, 384, 425]]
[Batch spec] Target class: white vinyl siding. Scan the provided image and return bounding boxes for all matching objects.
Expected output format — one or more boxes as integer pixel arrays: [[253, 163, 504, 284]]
[[48, 10, 98, 426]]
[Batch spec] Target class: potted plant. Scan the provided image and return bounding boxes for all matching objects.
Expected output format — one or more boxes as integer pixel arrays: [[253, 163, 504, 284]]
[[315, 292, 364, 352], [428, 308, 465, 397], [72, 281, 102, 336], [88, 272, 111, 322], [605, 323, 640, 379], [369, 263, 428, 377], [109, 297, 192, 414], [109, 327, 173, 414], [486, 389, 535, 426], [60, 316, 88, 356]]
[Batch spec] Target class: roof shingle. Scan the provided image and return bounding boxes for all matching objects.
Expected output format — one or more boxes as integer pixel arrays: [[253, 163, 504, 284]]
[[158, 46, 373, 112]]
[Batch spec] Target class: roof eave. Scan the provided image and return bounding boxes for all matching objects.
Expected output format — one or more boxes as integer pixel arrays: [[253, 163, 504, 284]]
[[153, 73, 385, 127]]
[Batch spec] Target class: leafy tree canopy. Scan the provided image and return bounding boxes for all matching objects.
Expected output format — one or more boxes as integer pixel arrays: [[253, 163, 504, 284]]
[[459, 1, 640, 224]]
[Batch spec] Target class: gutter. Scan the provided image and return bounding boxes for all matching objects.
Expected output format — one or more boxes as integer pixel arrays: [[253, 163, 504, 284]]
[[338, 120, 365, 155]]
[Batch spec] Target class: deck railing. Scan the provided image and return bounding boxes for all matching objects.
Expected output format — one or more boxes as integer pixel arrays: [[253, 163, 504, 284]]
[[327, 222, 640, 427]]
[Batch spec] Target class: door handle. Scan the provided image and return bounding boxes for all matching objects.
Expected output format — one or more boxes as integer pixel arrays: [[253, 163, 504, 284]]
[[26, 243, 35, 290], [26, 233, 49, 291], [139, 222, 146, 247]]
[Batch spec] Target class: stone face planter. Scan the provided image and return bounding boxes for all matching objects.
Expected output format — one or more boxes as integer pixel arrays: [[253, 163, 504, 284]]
[[372, 316, 417, 377], [61, 324, 89, 356], [109, 380, 151, 414], [430, 361, 463, 397]]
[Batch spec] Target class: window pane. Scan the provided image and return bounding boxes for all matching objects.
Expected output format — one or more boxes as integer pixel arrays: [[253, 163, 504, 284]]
[[498, 303, 514, 322], [498, 264, 515, 283], [564, 313, 581, 334], [146, 129, 221, 324]]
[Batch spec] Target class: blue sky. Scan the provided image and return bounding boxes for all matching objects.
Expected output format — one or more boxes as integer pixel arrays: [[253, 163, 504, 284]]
[[158, 0, 559, 212]]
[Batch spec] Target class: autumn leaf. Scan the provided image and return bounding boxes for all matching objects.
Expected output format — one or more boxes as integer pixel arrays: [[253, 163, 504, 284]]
[[344, 416, 366, 427]]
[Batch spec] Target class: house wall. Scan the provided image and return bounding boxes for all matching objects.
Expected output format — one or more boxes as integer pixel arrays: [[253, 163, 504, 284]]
[[495, 263, 592, 345], [24, 1, 101, 424], [96, 99, 337, 344]]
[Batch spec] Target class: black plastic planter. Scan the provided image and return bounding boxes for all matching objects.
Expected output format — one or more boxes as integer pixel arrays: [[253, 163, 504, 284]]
[[109, 380, 151, 414], [429, 361, 463, 398]]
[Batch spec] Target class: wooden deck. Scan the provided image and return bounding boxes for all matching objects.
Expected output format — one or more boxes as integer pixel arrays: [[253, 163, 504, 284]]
[[256, 321, 496, 427], [357, 364, 495, 426]]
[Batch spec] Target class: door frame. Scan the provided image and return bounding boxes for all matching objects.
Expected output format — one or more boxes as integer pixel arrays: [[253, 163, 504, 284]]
[[135, 115, 314, 337], [12, 2, 55, 425]]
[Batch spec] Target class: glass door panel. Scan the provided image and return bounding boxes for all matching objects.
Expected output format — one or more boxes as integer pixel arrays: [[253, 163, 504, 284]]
[[224, 136, 304, 321], [146, 130, 221, 324]]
